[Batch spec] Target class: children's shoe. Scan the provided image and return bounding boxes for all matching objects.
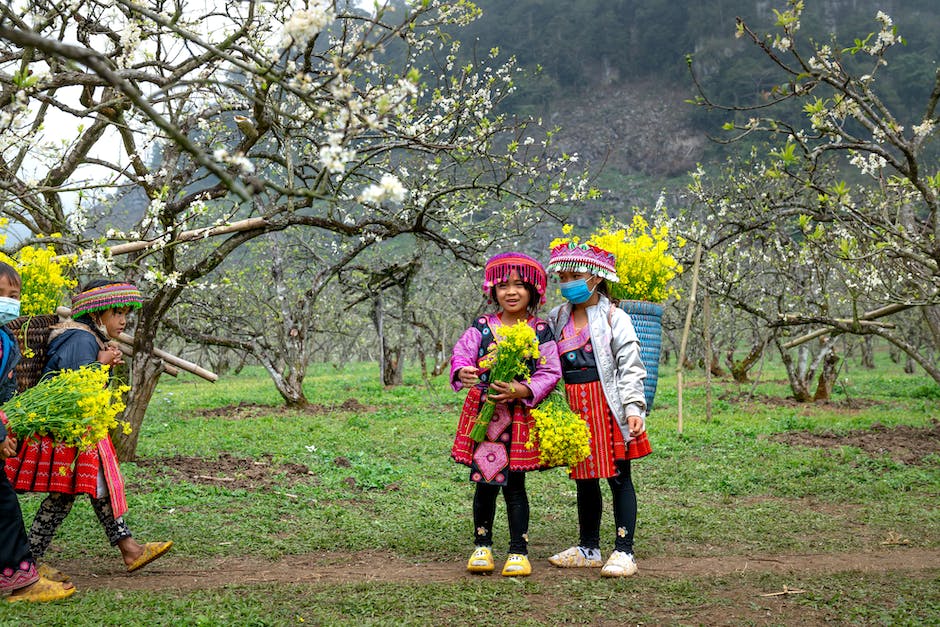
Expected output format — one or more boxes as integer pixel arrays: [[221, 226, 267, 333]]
[[501, 554, 531, 577], [467, 546, 495, 573], [601, 551, 638, 577], [548, 546, 603, 568]]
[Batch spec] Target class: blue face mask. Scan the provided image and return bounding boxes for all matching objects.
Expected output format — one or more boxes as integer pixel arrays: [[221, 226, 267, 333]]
[[0, 296, 20, 326], [560, 279, 595, 304]]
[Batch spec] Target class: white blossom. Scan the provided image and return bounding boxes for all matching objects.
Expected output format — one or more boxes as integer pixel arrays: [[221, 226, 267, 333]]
[[281, 3, 335, 50]]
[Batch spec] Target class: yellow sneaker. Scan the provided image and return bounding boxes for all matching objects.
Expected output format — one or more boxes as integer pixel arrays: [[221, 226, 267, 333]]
[[501, 554, 531, 577], [467, 546, 495, 573]]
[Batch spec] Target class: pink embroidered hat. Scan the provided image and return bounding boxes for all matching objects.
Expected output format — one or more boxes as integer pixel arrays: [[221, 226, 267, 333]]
[[483, 252, 548, 305], [71, 282, 144, 318], [547, 242, 620, 282]]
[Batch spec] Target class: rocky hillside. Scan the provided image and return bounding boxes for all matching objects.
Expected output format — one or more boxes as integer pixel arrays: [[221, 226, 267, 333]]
[[550, 79, 707, 182]]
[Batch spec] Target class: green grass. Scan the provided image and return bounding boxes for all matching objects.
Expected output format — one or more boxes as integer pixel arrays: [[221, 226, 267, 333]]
[[1, 353, 937, 625]]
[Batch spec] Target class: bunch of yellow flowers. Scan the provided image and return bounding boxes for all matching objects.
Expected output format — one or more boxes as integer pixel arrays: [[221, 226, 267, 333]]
[[0, 243, 76, 316], [527, 390, 591, 469], [1, 365, 131, 450], [551, 215, 684, 303], [470, 320, 541, 442]]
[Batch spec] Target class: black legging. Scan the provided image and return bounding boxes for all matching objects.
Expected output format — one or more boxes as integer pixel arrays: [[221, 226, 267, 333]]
[[28, 492, 132, 559], [472, 471, 529, 554], [576, 459, 637, 553]]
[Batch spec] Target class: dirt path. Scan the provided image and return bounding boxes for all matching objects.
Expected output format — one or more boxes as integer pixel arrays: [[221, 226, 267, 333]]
[[59, 548, 940, 592]]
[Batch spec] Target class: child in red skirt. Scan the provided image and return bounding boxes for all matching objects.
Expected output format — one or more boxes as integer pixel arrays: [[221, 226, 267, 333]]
[[545, 242, 652, 577], [6, 280, 172, 580], [450, 252, 561, 576]]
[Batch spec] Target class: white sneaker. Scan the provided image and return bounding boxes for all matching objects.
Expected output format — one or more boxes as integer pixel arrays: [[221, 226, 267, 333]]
[[601, 550, 638, 577], [548, 546, 603, 568]]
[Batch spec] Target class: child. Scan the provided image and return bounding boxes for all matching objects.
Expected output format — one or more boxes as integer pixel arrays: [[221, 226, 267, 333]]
[[0, 262, 74, 601], [5, 279, 172, 578], [545, 242, 651, 577], [450, 253, 561, 576]]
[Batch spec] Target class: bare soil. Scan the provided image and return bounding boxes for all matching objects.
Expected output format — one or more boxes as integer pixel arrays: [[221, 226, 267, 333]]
[[770, 419, 940, 465], [59, 547, 940, 592]]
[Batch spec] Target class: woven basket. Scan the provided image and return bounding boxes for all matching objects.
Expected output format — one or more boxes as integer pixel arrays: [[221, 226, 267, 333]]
[[7, 314, 60, 392], [619, 300, 663, 412]]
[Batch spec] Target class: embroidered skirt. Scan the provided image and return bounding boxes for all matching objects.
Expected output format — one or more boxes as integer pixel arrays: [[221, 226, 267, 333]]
[[5, 435, 128, 518], [451, 386, 542, 485], [565, 380, 651, 480]]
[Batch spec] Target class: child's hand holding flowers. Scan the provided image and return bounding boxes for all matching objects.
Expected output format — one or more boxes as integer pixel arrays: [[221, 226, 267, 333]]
[[469, 320, 541, 442]]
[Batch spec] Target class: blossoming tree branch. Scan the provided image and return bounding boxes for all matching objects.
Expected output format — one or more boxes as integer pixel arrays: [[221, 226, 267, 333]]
[[685, 1, 940, 391], [0, 0, 595, 458]]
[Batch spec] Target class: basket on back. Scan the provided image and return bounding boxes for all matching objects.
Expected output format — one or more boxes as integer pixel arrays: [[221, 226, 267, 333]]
[[7, 314, 60, 392], [618, 300, 663, 413]]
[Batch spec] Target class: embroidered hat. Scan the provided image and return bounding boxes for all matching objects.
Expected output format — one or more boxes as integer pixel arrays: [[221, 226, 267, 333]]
[[547, 242, 620, 283], [483, 252, 548, 305], [71, 282, 144, 318]]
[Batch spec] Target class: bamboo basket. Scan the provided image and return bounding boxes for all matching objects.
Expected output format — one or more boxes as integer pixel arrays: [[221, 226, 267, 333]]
[[7, 314, 60, 392], [619, 300, 663, 412]]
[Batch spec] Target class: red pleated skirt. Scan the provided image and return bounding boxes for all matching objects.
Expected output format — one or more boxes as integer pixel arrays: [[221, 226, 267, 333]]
[[5, 434, 128, 517], [565, 380, 651, 480]]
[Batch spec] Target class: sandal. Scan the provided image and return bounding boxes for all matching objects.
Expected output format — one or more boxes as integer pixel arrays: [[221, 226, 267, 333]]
[[6, 576, 75, 603], [38, 563, 71, 583], [501, 554, 531, 577], [127, 541, 173, 572], [466, 546, 495, 573]]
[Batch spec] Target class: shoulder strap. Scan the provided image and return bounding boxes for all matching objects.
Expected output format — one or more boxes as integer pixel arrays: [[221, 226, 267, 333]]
[[49, 320, 107, 350]]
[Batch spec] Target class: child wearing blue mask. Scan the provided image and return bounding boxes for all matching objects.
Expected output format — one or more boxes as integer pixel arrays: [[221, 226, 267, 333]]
[[545, 243, 651, 578], [0, 262, 75, 602]]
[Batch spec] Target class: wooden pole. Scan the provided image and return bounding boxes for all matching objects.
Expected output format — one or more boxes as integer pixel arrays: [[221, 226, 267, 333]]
[[116, 342, 179, 376], [56, 306, 218, 382], [676, 241, 702, 436], [53, 217, 269, 261], [703, 291, 712, 424]]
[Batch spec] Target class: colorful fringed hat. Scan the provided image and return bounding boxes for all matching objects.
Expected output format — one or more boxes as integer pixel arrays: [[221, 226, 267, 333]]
[[483, 252, 548, 305], [71, 282, 144, 318], [547, 242, 620, 282]]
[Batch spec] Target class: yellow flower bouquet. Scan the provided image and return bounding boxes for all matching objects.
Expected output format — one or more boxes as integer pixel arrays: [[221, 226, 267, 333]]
[[470, 320, 541, 442], [526, 389, 591, 469], [1, 365, 131, 449]]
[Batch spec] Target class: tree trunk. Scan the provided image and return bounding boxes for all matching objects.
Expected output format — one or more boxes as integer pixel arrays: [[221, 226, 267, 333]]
[[112, 353, 164, 462], [726, 339, 765, 383], [383, 346, 403, 386], [260, 357, 309, 407], [813, 349, 840, 401], [923, 306, 940, 354], [775, 339, 813, 402], [861, 336, 875, 369]]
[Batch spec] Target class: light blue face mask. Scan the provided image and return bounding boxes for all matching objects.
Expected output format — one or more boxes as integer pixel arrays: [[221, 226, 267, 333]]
[[0, 296, 20, 326], [560, 279, 595, 304]]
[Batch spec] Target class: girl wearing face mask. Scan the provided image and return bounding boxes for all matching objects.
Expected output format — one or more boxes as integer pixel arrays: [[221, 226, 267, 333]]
[[5, 280, 172, 581], [545, 243, 651, 578]]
